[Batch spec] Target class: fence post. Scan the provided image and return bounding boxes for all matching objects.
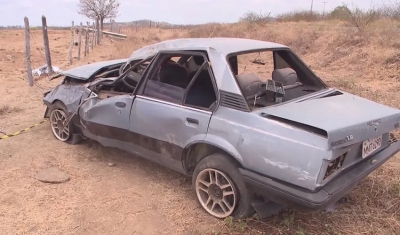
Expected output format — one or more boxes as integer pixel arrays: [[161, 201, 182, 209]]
[[24, 17, 33, 87], [99, 19, 103, 41], [77, 22, 82, 60], [69, 21, 74, 65], [96, 18, 100, 45], [42, 15, 53, 74], [91, 22, 95, 49], [84, 22, 89, 56]]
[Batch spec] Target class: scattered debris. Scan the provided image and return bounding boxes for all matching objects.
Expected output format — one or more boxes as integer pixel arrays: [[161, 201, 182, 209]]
[[32, 64, 62, 76], [252, 58, 265, 65], [35, 167, 70, 184], [108, 162, 116, 167]]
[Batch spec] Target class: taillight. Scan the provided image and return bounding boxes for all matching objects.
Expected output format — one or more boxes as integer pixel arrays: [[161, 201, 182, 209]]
[[389, 132, 397, 144], [324, 153, 347, 180]]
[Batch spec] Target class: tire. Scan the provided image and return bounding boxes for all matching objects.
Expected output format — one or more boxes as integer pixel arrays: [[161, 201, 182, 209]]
[[192, 153, 254, 219], [49, 101, 82, 145]]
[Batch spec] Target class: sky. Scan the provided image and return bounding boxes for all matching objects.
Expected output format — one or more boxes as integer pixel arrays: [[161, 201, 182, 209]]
[[0, 0, 385, 27]]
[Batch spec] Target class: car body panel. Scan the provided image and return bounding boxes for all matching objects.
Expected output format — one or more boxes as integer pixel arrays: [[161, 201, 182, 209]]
[[43, 84, 91, 117], [128, 95, 212, 172], [79, 94, 134, 148], [208, 106, 330, 191], [60, 59, 127, 80], [258, 91, 400, 150], [240, 139, 400, 209]]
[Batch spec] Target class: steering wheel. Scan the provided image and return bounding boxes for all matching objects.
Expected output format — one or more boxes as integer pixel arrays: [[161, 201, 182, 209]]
[[120, 64, 148, 90]]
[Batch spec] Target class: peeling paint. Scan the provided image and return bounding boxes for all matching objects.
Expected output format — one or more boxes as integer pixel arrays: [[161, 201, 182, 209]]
[[263, 158, 316, 181]]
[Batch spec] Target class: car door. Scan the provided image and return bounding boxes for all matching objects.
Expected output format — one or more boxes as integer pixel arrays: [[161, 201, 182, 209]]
[[128, 51, 217, 173], [79, 93, 135, 151], [77, 57, 153, 152]]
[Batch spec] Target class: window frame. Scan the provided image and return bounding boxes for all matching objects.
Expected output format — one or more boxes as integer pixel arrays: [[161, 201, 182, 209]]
[[135, 50, 219, 112], [226, 48, 328, 93]]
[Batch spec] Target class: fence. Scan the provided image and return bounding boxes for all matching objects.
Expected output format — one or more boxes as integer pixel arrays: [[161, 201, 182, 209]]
[[23, 16, 191, 87], [23, 16, 117, 86]]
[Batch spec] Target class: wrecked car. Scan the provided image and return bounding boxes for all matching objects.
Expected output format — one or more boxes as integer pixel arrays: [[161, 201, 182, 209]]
[[43, 38, 400, 219]]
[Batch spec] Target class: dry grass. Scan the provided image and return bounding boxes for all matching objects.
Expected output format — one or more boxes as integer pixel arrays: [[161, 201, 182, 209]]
[[109, 20, 400, 234]]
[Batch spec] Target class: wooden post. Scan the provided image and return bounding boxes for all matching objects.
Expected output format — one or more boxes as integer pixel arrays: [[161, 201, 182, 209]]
[[99, 19, 103, 41], [96, 18, 100, 45], [77, 22, 82, 60], [91, 22, 95, 49], [69, 21, 74, 65], [42, 15, 53, 74], [24, 17, 33, 87], [84, 22, 89, 56]]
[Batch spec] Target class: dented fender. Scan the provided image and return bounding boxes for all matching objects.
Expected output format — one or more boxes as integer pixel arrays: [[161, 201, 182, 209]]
[[43, 84, 91, 117]]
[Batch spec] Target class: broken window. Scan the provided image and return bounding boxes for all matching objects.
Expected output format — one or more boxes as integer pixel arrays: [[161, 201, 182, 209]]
[[227, 49, 326, 110], [142, 52, 217, 110]]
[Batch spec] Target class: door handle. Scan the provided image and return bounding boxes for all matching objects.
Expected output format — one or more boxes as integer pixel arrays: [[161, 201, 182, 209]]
[[186, 118, 199, 125], [115, 102, 126, 108]]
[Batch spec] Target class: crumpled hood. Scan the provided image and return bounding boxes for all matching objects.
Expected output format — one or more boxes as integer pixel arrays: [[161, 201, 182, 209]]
[[61, 58, 127, 80], [258, 90, 400, 150]]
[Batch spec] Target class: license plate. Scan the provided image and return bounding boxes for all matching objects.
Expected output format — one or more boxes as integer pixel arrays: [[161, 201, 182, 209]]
[[362, 135, 382, 158]]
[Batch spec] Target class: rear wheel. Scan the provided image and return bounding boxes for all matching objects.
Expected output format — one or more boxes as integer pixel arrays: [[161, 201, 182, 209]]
[[192, 153, 254, 219], [49, 101, 81, 144]]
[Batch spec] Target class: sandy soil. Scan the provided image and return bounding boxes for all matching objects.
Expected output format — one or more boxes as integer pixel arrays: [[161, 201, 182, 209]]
[[0, 23, 399, 235]]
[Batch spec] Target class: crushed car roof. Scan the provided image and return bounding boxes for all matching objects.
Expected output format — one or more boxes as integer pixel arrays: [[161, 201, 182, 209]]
[[129, 38, 288, 61]]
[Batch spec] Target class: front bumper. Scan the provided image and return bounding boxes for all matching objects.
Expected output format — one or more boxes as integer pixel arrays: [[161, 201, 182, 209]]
[[240, 140, 400, 210]]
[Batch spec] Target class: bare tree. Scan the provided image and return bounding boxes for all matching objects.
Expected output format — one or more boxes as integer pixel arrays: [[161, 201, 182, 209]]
[[239, 11, 272, 24], [77, 0, 120, 30]]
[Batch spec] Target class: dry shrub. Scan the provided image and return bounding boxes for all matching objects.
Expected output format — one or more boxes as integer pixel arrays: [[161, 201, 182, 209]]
[[378, 2, 400, 20], [239, 11, 272, 24], [277, 10, 322, 22], [345, 6, 379, 33]]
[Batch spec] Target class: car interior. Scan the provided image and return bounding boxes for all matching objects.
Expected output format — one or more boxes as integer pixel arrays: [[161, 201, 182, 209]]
[[227, 49, 328, 110], [143, 54, 217, 110], [84, 52, 218, 111]]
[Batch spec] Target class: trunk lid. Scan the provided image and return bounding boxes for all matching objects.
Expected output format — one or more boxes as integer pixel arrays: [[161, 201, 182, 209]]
[[258, 90, 400, 150]]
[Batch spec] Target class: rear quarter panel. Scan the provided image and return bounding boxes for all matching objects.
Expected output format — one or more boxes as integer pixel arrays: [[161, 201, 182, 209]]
[[208, 106, 331, 191]]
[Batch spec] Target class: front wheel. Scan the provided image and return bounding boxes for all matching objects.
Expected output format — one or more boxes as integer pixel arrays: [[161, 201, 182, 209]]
[[49, 101, 81, 144], [192, 153, 254, 219]]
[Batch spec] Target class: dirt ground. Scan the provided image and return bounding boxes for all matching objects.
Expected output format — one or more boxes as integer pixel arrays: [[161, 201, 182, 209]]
[[0, 22, 400, 235]]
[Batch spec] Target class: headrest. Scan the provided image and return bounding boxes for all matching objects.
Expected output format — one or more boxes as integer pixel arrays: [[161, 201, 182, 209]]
[[192, 56, 205, 66], [236, 72, 263, 99], [272, 68, 298, 86]]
